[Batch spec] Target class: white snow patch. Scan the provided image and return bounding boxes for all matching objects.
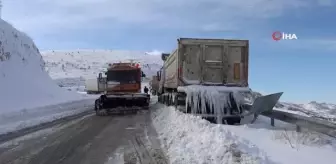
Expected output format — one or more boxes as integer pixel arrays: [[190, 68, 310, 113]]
[[0, 99, 95, 135], [106, 147, 125, 164], [224, 115, 336, 164], [0, 19, 87, 114], [0, 112, 93, 148], [152, 106, 273, 164]]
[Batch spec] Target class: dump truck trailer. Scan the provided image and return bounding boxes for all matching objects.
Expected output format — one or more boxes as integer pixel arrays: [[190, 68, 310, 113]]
[[157, 38, 283, 124], [94, 62, 150, 116]]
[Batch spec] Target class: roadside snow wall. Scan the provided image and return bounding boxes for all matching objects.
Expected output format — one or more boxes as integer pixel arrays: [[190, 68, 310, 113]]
[[0, 19, 82, 113], [152, 106, 274, 164]]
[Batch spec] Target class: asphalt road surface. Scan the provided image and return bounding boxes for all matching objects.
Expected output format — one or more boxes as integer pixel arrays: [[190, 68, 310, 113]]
[[0, 103, 169, 164]]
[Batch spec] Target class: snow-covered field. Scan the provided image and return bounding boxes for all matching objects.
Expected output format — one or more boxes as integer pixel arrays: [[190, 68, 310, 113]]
[[42, 49, 163, 79], [152, 106, 336, 164], [0, 19, 93, 134]]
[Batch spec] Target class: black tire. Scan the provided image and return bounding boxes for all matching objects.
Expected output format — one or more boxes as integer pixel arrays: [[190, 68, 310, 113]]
[[162, 95, 166, 104], [174, 94, 178, 108], [95, 99, 106, 116], [95, 100, 101, 116], [167, 95, 171, 106], [225, 117, 241, 125]]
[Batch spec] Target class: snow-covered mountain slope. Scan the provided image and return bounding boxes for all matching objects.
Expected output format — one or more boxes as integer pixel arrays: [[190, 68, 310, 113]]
[[42, 50, 163, 79], [276, 101, 336, 122], [0, 19, 86, 114], [42, 49, 336, 121]]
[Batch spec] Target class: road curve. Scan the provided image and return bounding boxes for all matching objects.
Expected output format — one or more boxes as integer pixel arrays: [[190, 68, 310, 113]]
[[0, 103, 168, 164]]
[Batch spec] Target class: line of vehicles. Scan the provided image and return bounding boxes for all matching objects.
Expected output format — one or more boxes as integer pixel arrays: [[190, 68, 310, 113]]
[[85, 38, 283, 125]]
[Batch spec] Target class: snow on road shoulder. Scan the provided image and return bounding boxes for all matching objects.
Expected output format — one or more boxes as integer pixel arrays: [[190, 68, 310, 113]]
[[152, 106, 274, 164], [224, 116, 336, 164], [0, 111, 94, 148], [0, 99, 95, 135]]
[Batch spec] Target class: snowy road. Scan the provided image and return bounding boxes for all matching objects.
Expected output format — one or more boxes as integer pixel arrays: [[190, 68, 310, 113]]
[[0, 103, 168, 164]]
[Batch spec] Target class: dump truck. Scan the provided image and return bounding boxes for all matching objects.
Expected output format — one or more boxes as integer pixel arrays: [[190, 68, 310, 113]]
[[157, 38, 283, 124], [149, 75, 159, 95], [94, 62, 150, 116]]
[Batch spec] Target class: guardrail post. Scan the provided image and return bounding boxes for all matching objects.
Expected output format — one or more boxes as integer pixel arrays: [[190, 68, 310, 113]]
[[296, 125, 301, 132], [271, 117, 275, 126]]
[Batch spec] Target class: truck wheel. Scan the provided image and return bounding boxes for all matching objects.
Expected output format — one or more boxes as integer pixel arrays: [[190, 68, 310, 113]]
[[167, 94, 171, 106], [173, 94, 178, 108], [166, 95, 170, 106], [162, 95, 166, 104], [169, 94, 173, 106], [95, 99, 106, 116], [225, 117, 241, 125], [95, 100, 101, 116], [158, 95, 162, 103]]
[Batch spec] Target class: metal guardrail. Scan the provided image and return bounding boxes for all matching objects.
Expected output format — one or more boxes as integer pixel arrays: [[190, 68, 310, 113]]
[[257, 109, 336, 138], [242, 93, 336, 138], [180, 92, 336, 138]]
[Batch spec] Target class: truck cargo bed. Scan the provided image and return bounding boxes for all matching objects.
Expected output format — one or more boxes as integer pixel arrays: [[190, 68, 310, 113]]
[[162, 38, 249, 89]]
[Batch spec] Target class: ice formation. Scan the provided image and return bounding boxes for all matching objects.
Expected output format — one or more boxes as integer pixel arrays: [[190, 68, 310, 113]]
[[182, 85, 251, 118]]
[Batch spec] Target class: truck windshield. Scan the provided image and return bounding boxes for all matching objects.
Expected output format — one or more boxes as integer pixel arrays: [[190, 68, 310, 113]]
[[106, 70, 139, 83]]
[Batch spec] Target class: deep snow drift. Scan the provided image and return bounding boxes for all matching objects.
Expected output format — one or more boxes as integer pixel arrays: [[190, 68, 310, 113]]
[[152, 106, 273, 164], [152, 106, 336, 164], [0, 19, 88, 113]]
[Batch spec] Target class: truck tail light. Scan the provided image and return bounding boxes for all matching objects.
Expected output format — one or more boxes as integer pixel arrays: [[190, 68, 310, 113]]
[[178, 67, 182, 77]]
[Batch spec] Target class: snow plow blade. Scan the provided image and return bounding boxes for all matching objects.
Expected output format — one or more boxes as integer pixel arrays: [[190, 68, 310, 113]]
[[243, 92, 283, 123], [95, 93, 150, 115]]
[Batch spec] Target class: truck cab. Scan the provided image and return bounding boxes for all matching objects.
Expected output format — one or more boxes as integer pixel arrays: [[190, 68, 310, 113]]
[[95, 62, 150, 116], [98, 62, 146, 94]]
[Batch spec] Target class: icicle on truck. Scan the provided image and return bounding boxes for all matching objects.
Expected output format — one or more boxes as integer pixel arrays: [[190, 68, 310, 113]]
[[94, 62, 150, 116], [157, 38, 283, 125]]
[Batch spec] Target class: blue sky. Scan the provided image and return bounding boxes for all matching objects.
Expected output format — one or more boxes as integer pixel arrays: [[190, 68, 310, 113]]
[[1, 0, 336, 103]]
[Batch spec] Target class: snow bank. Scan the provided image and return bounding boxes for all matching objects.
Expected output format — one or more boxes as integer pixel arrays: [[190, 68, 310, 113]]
[[224, 116, 336, 164], [0, 19, 85, 113], [152, 106, 274, 164], [0, 99, 95, 135]]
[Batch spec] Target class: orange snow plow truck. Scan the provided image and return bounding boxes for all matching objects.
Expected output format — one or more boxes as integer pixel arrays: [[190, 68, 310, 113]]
[[94, 62, 150, 116]]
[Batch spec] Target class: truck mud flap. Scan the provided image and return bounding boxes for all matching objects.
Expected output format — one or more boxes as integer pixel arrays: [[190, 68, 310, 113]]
[[242, 92, 283, 123]]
